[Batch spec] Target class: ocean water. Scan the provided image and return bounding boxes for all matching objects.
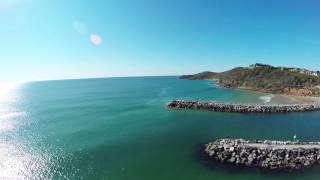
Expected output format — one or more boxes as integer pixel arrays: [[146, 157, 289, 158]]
[[1, 76, 320, 180]]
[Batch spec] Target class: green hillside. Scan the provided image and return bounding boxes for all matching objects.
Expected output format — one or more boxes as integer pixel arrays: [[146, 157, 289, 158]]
[[181, 64, 320, 96]]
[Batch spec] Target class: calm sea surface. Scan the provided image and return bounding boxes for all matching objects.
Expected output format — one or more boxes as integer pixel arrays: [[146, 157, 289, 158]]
[[1, 76, 320, 180]]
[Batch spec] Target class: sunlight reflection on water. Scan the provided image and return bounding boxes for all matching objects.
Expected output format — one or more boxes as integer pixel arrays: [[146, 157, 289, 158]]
[[0, 111, 26, 132], [0, 82, 24, 132], [0, 141, 49, 179], [0, 82, 81, 179], [0, 82, 49, 179], [0, 82, 20, 103]]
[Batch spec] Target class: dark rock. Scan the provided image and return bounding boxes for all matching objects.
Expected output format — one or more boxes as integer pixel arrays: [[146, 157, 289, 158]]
[[204, 139, 320, 171], [167, 100, 320, 113]]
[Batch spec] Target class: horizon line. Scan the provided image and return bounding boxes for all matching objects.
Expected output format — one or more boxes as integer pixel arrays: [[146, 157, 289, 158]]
[[19, 74, 181, 84]]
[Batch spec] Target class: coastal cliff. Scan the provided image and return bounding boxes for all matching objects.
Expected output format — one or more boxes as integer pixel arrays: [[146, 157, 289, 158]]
[[205, 139, 320, 171], [181, 63, 320, 97]]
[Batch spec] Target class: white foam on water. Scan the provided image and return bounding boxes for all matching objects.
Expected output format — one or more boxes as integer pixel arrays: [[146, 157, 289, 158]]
[[259, 95, 274, 103], [0, 111, 26, 119], [0, 112, 27, 132]]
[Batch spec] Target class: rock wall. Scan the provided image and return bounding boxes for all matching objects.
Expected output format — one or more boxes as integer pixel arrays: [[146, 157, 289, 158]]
[[205, 139, 320, 171], [167, 100, 320, 113]]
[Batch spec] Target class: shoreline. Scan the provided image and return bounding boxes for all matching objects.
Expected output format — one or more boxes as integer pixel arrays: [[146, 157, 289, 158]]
[[210, 81, 320, 104], [235, 87, 320, 104], [275, 94, 320, 104]]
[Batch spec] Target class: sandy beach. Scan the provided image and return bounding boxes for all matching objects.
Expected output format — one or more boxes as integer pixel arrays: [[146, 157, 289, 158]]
[[270, 94, 320, 104], [217, 83, 320, 105]]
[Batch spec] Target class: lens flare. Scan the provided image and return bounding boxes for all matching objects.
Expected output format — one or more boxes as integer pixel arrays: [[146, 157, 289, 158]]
[[90, 34, 102, 45], [72, 21, 87, 34]]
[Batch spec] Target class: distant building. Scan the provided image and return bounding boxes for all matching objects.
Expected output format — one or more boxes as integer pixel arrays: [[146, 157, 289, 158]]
[[248, 63, 319, 77], [287, 68, 318, 76], [249, 63, 273, 69]]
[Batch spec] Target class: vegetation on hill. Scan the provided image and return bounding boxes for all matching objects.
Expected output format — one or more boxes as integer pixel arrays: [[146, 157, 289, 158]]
[[181, 64, 320, 96]]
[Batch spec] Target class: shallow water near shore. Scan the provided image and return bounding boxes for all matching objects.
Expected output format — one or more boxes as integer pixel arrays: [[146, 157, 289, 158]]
[[1, 76, 320, 179]]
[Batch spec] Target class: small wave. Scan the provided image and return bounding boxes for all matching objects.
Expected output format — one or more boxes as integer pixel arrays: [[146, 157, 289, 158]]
[[159, 88, 167, 96], [0, 112, 26, 132], [0, 112, 26, 119], [259, 95, 274, 103]]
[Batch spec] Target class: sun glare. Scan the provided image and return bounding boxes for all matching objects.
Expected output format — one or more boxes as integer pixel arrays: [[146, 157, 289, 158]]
[[0, 82, 21, 103], [0, 0, 27, 8], [0, 82, 24, 132]]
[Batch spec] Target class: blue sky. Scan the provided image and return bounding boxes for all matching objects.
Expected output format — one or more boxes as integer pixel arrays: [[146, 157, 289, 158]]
[[1, 0, 320, 82]]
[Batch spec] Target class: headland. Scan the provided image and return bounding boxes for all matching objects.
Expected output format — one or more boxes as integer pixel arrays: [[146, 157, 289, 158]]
[[181, 63, 320, 97]]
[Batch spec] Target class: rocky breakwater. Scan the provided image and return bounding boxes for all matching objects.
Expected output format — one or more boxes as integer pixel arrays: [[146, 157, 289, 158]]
[[167, 100, 320, 113], [205, 139, 320, 171]]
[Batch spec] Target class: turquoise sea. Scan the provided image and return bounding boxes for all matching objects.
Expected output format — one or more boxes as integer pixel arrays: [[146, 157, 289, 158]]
[[1, 76, 320, 180]]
